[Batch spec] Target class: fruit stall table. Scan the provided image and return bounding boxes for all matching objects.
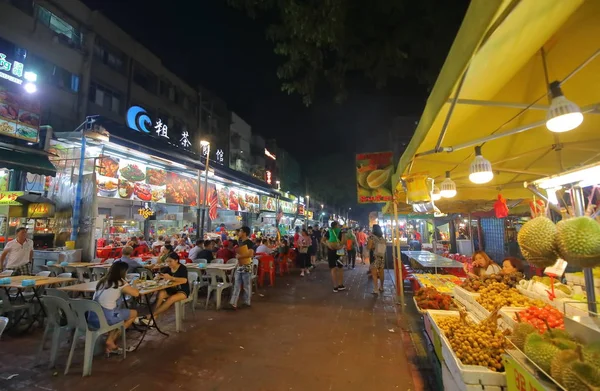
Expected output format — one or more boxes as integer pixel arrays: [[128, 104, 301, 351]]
[[402, 250, 464, 274]]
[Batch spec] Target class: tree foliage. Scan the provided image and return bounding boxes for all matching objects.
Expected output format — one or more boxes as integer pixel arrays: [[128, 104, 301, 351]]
[[227, 0, 467, 105]]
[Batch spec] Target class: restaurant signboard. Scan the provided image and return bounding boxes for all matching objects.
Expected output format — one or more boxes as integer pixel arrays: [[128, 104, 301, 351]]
[[260, 195, 276, 212], [0, 191, 23, 205], [356, 151, 394, 204], [0, 86, 41, 143], [125, 106, 195, 153]]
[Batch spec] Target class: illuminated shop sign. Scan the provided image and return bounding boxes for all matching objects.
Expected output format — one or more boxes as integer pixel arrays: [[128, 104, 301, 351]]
[[215, 149, 224, 164], [0, 53, 24, 85], [265, 170, 272, 184], [125, 105, 192, 151], [265, 148, 276, 160]]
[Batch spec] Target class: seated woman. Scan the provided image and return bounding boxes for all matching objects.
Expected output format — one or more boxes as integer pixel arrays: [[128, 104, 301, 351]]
[[468, 251, 501, 277], [137, 252, 189, 327], [89, 261, 140, 355], [501, 256, 523, 275], [157, 244, 174, 264]]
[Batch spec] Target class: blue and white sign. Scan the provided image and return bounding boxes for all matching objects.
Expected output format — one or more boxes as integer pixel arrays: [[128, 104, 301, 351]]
[[126, 106, 154, 134]]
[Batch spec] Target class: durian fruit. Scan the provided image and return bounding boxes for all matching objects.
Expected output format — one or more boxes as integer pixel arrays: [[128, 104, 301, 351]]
[[524, 333, 561, 373], [551, 349, 580, 386], [556, 216, 600, 268], [511, 323, 537, 350], [562, 361, 600, 391], [583, 341, 600, 367], [518, 216, 558, 267]]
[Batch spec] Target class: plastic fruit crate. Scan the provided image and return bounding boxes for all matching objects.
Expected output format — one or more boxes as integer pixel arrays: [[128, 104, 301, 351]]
[[427, 311, 507, 388]]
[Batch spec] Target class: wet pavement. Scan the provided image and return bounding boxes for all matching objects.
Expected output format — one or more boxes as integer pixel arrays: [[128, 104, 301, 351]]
[[0, 262, 430, 391]]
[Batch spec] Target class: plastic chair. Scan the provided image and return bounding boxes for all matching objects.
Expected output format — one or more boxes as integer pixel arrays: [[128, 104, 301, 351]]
[[135, 268, 153, 280], [0, 270, 14, 277], [38, 265, 54, 275], [0, 316, 7, 339], [38, 296, 78, 368], [212, 258, 224, 264], [251, 258, 259, 291], [258, 257, 275, 287], [36, 271, 52, 277], [45, 288, 70, 301], [278, 254, 290, 276], [226, 259, 237, 265], [47, 265, 64, 276], [205, 269, 232, 310], [175, 271, 198, 332], [91, 267, 107, 281], [193, 258, 207, 264], [0, 289, 33, 328], [65, 299, 126, 376]]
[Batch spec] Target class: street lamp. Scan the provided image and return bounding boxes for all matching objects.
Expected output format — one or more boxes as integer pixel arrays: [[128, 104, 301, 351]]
[[199, 139, 211, 238]]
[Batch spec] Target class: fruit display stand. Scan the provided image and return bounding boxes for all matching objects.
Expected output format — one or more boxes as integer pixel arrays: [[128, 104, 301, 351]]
[[503, 350, 561, 391], [453, 285, 480, 307], [414, 274, 463, 295], [426, 310, 507, 390]]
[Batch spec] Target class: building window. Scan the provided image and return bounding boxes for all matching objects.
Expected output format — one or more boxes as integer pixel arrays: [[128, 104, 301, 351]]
[[93, 38, 125, 73], [159, 79, 170, 98], [36, 5, 83, 49], [133, 63, 157, 94], [89, 82, 121, 114], [28, 54, 80, 93]]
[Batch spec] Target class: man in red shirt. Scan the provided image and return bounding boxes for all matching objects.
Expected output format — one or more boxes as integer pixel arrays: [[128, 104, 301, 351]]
[[216, 240, 235, 262]]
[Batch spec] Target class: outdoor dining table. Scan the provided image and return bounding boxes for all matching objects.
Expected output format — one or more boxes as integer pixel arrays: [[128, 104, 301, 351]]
[[401, 250, 464, 274], [1, 275, 77, 328], [58, 278, 185, 349]]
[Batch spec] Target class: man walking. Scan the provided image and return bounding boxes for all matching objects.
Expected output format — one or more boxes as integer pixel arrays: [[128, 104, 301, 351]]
[[357, 228, 367, 265], [0, 227, 33, 275], [324, 221, 346, 292]]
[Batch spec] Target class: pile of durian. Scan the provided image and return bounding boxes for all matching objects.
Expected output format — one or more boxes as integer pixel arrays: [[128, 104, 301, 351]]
[[511, 323, 600, 390], [517, 216, 600, 268]]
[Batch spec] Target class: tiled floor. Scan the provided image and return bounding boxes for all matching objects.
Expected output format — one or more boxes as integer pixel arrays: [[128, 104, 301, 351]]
[[0, 262, 430, 391]]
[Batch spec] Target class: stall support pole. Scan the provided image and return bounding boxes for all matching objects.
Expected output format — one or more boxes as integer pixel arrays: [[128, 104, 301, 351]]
[[393, 201, 405, 311], [200, 145, 211, 239], [196, 169, 201, 239], [70, 135, 86, 242], [571, 185, 597, 315], [468, 213, 474, 255]]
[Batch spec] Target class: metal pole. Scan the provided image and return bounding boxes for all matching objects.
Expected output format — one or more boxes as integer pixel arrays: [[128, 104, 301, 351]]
[[468, 212, 474, 256], [196, 168, 202, 239], [71, 134, 86, 242], [571, 185, 597, 315], [200, 145, 211, 238], [393, 200, 405, 311]]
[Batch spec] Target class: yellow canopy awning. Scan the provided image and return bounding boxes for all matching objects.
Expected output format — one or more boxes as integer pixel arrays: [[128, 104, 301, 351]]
[[396, 0, 599, 210]]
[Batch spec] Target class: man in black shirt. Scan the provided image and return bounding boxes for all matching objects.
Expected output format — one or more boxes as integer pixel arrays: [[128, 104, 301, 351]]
[[197, 240, 215, 262]]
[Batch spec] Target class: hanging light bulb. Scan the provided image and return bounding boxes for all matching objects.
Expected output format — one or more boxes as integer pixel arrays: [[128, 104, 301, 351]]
[[440, 171, 456, 198], [432, 186, 441, 201], [469, 146, 494, 184], [546, 81, 583, 133]]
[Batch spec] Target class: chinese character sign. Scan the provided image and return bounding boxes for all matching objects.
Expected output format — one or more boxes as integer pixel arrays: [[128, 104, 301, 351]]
[[154, 118, 169, 138], [215, 149, 224, 164], [356, 151, 394, 204], [180, 131, 191, 148]]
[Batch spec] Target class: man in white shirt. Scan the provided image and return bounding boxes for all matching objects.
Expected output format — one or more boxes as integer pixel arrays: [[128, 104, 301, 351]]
[[255, 238, 272, 255], [0, 227, 34, 275], [188, 239, 204, 261]]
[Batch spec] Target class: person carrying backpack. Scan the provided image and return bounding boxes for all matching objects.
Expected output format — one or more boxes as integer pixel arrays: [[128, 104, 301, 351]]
[[345, 228, 359, 269]]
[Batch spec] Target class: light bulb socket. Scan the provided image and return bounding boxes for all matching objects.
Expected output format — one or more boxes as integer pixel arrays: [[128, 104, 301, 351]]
[[549, 81, 563, 99], [474, 146, 482, 156], [445, 171, 451, 179]]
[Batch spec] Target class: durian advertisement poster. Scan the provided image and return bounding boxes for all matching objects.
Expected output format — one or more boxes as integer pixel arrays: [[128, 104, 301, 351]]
[[356, 151, 393, 204]]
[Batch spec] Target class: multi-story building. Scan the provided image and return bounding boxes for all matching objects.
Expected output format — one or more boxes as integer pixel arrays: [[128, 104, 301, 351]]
[[250, 133, 265, 181], [229, 112, 252, 174], [0, 0, 226, 146]]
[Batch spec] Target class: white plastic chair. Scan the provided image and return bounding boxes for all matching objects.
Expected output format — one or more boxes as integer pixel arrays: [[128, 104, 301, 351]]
[[226, 259, 238, 265], [36, 271, 52, 277], [66, 299, 126, 376], [205, 269, 232, 310], [193, 258, 208, 264], [57, 273, 74, 287], [175, 271, 198, 332], [251, 258, 259, 291], [0, 316, 8, 339], [47, 265, 64, 276], [0, 270, 14, 277], [212, 258, 224, 264], [37, 296, 78, 368]]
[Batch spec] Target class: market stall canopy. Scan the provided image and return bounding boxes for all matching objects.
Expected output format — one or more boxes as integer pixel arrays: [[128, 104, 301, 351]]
[[0, 144, 57, 177], [396, 0, 599, 202]]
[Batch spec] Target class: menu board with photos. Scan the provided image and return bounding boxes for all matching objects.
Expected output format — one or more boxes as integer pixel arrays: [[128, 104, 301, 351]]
[[260, 195, 276, 212], [215, 183, 259, 213], [96, 155, 198, 206], [0, 87, 41, 143]]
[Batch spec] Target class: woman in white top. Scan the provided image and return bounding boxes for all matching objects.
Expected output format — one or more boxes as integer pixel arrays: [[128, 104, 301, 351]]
[[469, 251, 501, 278], [89, 261, 140, 355]]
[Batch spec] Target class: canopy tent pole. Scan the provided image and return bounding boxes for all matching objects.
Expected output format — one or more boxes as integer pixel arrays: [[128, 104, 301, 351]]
[[570, 186, 597, 315], [434, 68, 469, 151], [392, 201, 405, 312]]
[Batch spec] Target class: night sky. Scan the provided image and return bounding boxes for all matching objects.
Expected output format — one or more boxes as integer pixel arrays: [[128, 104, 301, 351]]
[[81, 0, 433, 157]]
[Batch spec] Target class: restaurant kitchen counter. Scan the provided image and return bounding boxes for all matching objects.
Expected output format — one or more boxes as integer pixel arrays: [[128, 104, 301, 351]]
[[32, 248, 82, 273]]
